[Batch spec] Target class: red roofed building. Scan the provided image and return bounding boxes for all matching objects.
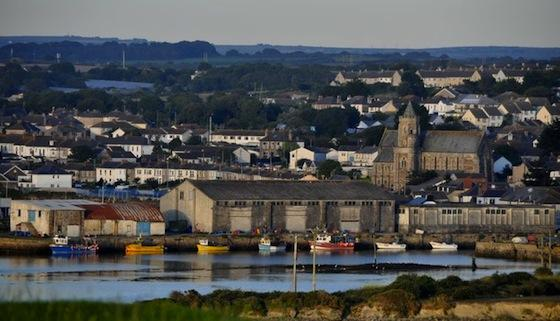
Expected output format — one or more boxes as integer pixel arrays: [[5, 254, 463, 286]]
[[83, 203, 165, 236]]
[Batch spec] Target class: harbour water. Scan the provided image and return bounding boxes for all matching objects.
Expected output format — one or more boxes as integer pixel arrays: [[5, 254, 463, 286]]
[[1, 250, 558, 302]]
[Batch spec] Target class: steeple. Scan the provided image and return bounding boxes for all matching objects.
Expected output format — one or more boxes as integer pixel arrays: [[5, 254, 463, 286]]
[[402, 102, 416, 118]]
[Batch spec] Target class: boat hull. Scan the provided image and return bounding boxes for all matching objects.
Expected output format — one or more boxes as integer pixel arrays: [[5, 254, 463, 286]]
[[310, 242, 354, 251], [258, 244, 286, 252], [125, 244, 164, 254], [429, 242, 458, 250], [50, 244, 97, 255], [197, 244, 229, 253], [375, 242, 406, 250]]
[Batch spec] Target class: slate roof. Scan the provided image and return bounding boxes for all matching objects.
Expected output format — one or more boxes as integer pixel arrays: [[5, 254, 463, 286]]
[[483, 106, 503, 117], [212, 129, 266, 136], [417, 70, 474, 78], [541, 105, 560, 116], [501, 187, 560, 204], [31, 165, 69, 175], [102, 136, 151, 145], [423, 131, 484, 153], [468, 108, 489, 119], [189, 180, 395, 201]]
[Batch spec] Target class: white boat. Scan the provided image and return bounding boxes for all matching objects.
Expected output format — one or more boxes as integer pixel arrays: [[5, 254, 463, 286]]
[[375, 242, 406, 250], [429, 241, 458, 250]]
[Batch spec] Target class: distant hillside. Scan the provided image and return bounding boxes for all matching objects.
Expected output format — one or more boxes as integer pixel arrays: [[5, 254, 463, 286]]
[[0, 40, 219, 62], [0, 35, 148, 47], [217, 44, 560, 60]]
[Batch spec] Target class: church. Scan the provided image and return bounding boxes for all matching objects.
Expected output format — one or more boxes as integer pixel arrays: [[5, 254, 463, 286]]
[[370, 103, 490, 191]]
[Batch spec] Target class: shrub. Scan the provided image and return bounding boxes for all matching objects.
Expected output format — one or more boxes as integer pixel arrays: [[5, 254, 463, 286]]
[[535, 267, 554, 277], [370, 289, 420, 318], [170, 290, 203, 308], [451, 285, 477, 300], [232, 296, 267, 317], [388, 274, 437, 299]]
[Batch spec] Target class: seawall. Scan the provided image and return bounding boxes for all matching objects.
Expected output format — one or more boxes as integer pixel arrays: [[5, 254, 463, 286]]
[[475, 241, 560, 263]]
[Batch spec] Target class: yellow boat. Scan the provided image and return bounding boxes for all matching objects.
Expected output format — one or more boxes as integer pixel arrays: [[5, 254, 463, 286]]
[[125, 243, 164, 255], [196, 239, 229, 253]]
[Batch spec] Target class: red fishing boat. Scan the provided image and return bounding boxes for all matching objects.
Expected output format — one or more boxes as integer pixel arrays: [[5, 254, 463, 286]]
[[309, 233, 354, 251]]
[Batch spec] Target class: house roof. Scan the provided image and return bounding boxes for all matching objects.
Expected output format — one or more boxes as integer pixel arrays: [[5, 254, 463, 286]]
[[541, 105, 560, 116], [418, 70, 474, 78], [468, 108, 489, 119], [102, 136, 151, 145], [501, 187, 560, 204], [189, 180, 395, 201], [211, 129, 266, 136], [31, 165, 69, 175], [483, 106, 503, 117], [82, 203, 164, 222], [423, 130, 484, 153]]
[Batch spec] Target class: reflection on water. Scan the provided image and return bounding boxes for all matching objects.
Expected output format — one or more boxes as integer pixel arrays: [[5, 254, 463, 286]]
[[0, 250, 558, 302]]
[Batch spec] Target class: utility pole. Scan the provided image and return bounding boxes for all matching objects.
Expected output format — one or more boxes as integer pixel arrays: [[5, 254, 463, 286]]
[[312, 228, 317, 291], [292, 234, 298, 292], [373, 232, 377, 266], [101, 183, 105, 204], [549, 231, 553, 269]]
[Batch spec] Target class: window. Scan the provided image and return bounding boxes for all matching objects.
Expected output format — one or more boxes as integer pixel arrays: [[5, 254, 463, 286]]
[[534, 209, 540, 215], [18, 209, 21, 217], [179, 191, 184, 200], [38, 211, 42, 218]]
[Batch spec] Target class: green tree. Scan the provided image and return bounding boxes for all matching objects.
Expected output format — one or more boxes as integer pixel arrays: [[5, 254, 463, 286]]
[[186, 135, 203, 145], [317, 160, 342, 179], [144, 178, 160, 190], [538, 120, 560, 155], [70, 145, 96, 162], [168, 138, 183, 150]]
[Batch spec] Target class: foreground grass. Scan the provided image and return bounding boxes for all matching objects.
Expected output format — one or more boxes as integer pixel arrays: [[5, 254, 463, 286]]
[[0, 301, 244, 321]]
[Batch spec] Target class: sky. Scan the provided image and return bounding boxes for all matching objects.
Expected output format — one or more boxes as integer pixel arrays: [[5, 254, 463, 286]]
[[1, 0, 559, 48]]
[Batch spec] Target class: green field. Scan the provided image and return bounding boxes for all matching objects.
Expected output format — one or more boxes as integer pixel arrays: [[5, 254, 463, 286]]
[[0, 301, 244, 321]]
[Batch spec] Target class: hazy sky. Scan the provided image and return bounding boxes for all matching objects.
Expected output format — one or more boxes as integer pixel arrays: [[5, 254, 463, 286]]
[[1, 0, 559, 48]]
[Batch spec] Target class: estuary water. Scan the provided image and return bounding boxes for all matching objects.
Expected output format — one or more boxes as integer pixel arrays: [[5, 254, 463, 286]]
[[0, 250, 558, 302]]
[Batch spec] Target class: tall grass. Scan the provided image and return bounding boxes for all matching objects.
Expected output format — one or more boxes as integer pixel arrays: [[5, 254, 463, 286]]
[[0, 301, 243, 321]]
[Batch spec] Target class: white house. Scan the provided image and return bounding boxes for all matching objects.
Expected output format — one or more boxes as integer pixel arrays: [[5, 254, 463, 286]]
[[103, 136, 154, 158], [233, 147, 259, 164], [289, 146, 329, 170], [19, 165, 72, 189], [209, 129, 266, 147], [96, 162, 137, 184]]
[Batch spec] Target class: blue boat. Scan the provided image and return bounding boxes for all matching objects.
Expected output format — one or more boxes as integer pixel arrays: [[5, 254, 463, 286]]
[[49, 236, 98, 256]]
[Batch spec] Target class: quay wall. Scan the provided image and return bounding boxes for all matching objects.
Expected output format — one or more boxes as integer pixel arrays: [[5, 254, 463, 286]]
[[0, 233, 488, 254], [475, 241, 560, 262]]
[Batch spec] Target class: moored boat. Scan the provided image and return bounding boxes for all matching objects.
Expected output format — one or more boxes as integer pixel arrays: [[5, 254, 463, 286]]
[[309, 233, 354, 251], [197, 239, 229, 253], [125, 243, 165, 254], [258, 237, 286, 252], [49, 235, 98, 255], [429, 241, 458, 250], [375, 242, 406, 250]]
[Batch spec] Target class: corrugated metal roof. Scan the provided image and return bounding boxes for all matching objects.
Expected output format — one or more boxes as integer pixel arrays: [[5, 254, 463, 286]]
[[83, 203, 164, 222]]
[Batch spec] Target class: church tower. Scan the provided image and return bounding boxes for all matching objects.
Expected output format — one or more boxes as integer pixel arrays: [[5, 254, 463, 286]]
[[393, 102, 419, 191]]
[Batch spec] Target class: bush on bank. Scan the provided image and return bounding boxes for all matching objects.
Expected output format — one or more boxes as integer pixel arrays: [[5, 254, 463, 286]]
[[168, 271, 560, 319]]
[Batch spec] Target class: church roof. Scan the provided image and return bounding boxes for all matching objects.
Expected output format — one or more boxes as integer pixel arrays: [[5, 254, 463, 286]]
[[423, 130, 484, 153]]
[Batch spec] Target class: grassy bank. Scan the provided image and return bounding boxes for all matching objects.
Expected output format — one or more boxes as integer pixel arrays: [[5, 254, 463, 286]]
[[168, 269, 560, 320], [0, 301, 243, 321]]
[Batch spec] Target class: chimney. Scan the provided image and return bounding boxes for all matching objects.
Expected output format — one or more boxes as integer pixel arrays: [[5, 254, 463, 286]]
[[49, 140, 55, 146], [336, 95, 341, 103], [288, 129, 293, 141]]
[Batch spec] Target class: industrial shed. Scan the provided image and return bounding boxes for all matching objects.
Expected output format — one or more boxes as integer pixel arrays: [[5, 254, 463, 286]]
[[160, 180, 396, 233], [82, 203, 165, 236]]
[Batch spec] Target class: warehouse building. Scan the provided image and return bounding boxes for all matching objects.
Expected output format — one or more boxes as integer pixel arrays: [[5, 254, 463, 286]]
[[82, 203, 165, 236], [399, 203, 557, 234], [160, 180, 396, 233], [10, 199, 97, 237]]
